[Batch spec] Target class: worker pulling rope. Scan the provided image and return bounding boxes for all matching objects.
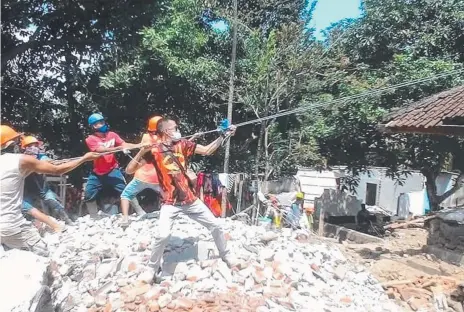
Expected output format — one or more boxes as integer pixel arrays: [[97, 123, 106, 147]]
[[52, 68, 463, 164]]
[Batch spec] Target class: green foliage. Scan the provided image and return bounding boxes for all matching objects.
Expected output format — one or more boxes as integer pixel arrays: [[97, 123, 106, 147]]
[[2, 0, 464, 203]]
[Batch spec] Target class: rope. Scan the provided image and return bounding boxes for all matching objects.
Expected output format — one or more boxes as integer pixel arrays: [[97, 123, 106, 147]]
[[51, 69, 463, 163], [183, 68, 464, 138]]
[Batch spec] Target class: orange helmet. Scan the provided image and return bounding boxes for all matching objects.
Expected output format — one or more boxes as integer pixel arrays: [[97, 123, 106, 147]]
[[147, 116, 162, 132], [0, 125, 22, 147], [21, 136, 40, 149]]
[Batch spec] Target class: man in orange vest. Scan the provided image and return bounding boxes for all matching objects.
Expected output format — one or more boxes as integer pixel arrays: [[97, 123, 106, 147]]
[[120, 116, 200, 226]]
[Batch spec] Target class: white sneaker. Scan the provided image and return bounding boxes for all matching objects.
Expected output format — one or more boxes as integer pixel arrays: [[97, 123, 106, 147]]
[[223, 256, 240, 268], [138, 266, 162, 284], [120, 216, 130, 228]]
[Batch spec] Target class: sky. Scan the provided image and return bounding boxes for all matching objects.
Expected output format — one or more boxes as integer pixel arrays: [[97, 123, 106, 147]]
[[311, 0, 362, 39], [212, 0, 362, 40]]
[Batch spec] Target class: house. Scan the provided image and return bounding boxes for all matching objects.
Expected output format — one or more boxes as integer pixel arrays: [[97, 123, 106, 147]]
[[378, 84, 464, 212], [379, 84, 464, 136], [296, 167, 461, 218], [296, 167, 425, 216]]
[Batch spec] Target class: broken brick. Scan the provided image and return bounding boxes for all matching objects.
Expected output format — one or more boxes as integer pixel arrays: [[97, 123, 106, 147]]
[[340, 296, 352, 304], [128, 262, 137, 272]]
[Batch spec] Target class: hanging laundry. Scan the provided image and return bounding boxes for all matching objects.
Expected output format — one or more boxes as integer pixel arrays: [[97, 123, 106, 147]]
[[196, 171, 231, 216]]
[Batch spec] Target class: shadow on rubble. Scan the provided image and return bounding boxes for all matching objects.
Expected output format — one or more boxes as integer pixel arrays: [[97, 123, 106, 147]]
[[162, 236, 200, 275], [355, 246, 426, 260]]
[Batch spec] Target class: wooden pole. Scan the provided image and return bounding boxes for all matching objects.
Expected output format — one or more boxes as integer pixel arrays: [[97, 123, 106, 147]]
[[221, 0, 238, 218]]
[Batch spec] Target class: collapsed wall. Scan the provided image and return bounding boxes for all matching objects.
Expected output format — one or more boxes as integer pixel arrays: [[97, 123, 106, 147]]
[[2, 214, 401, 312], [427, 208, 464, 265]]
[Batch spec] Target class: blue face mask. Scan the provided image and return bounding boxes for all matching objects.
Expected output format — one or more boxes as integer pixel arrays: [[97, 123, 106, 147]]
[[96, 124, 109, 133]]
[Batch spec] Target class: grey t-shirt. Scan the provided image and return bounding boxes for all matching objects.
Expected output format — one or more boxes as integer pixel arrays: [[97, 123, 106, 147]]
[[0, 153, 27, 236]]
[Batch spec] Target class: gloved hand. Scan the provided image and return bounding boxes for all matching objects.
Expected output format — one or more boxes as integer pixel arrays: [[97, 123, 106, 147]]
[[225, 125, 237, 136]]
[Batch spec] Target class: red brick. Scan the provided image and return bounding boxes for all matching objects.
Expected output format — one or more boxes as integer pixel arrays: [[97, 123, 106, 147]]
[[310, 263, 320, 272], [252, 269, 266, 284], [135, 284, 151, 296], [340, 296, 352, 304], [160, 281, 172, 288], [175, 298, 194, 309], [125, 302, 137, 311], [148, 300, 160, 312], [128, 262, 137, 272], [103, 304, 112, 312]]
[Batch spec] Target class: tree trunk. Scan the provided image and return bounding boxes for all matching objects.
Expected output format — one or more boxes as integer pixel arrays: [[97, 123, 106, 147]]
[[423, 170, 440, 211], [65, 48, 83, 156], [422, 169, 464, 211]]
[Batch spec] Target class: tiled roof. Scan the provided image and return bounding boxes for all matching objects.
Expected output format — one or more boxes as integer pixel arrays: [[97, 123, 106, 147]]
[[383, 85, 464, 130]]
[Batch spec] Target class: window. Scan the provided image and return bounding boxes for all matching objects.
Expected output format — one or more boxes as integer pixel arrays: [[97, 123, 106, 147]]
[[365, 183, 377, 206]]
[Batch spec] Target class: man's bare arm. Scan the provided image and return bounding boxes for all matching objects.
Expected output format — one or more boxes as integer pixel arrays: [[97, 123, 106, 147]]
[[194, 137, 224, 156], [92, 146, 124, 153], [20, 152, 99, 176], [125, 150, 149, 174], [194, 126, 236, 156], [122, 142, 141, 149]]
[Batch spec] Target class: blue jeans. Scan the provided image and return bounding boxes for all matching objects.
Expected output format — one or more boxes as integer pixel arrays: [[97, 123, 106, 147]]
[[22, 189, 63, 213], [84, 168, 126, 202], [120, 178, 162, 201]]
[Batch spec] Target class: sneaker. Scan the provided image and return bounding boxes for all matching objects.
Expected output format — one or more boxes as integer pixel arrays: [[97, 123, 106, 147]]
[[138, 266, 162, 285], [120, 217, 130, 229], [222, 256, 240, 269]]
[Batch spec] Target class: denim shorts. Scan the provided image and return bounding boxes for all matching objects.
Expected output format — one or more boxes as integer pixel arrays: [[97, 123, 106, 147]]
[[22, 190, 61, 213], [84, 168, 126, 202], [120, 178, 162, 201]]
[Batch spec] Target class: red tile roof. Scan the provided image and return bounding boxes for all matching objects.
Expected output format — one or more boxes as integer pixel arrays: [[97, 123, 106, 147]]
[[383, 85, 464, 131]]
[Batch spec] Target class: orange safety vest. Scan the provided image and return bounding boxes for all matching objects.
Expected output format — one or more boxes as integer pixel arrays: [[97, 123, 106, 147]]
[[134, 133, 159, 184]]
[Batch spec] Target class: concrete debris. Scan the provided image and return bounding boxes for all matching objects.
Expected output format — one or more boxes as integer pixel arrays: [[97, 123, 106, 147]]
[[0, 249, 50, 312], [4, 213, 403, 312]]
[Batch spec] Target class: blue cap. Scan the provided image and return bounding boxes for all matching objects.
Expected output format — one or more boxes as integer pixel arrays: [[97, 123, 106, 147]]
[[88, 113, 105, 126]]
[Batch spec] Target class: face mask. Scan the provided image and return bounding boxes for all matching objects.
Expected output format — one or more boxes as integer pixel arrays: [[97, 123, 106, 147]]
[[96, 124, 109, 133], [171, 131, 182, 141], [24, 146, 40, 156]]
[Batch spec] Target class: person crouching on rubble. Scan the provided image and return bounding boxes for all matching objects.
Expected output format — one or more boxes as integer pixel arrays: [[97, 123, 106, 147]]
[[120, 116, 201, 226], [84, 113, 142, 219], [21, 136, 75, 227], [135, 118, 238, 283], [0, 125, 99, 257]]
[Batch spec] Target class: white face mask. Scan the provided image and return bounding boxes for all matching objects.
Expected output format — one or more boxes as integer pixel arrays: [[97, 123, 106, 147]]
[[171, 131, 182, 141]]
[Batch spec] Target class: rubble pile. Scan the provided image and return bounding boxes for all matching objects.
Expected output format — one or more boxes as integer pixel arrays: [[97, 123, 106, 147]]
[[40, 214, 400, 312], [383, 276, 463, 311]]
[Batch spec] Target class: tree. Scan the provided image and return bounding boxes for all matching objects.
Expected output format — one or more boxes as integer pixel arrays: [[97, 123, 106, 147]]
[[234, 19, 326, 181], [1, 0, 161, 157], [305, 0, 464, 210]]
